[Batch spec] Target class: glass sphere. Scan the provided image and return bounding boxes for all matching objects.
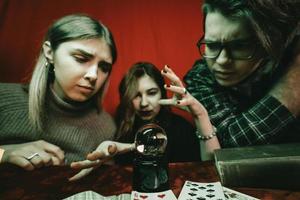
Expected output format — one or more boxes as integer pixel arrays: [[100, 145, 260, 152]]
[[134, 123, 167, 156]]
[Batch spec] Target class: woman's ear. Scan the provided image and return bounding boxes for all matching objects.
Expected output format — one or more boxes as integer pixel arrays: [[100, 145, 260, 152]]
[[43, 41, 54, 64]]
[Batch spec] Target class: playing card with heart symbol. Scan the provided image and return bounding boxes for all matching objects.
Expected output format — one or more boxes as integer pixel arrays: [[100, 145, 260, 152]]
[[131, 190, 177, 200]]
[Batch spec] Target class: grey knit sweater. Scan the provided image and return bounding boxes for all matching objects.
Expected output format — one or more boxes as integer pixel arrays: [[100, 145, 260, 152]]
[[0, 83, 116, 163]]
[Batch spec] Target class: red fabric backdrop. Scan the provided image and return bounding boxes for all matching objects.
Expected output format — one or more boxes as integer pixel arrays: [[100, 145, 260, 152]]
[[0, 0, 203, 116]]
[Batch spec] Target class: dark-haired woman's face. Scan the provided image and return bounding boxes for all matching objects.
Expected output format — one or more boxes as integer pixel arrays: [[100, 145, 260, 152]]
[[48, 38, 112, 102], [205, 12, 264, 87], [132, 75, 162, 121]]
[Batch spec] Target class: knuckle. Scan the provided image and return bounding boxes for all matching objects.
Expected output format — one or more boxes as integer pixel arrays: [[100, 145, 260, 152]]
[[23, 163, 33, 170], [52, 146, 61, 152]]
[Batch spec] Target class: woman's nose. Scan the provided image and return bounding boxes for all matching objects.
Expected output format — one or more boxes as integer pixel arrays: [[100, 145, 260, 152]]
[[140, 95, 149, 107], [215, 49, 231, 65], [84, 65, 98, 82]]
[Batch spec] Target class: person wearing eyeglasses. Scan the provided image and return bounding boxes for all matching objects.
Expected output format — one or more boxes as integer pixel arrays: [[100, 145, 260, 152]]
[[160, 0, 300, 160]]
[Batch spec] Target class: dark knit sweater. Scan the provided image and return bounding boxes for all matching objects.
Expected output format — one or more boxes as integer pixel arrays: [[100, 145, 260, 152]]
[[0, 83, 116, 163]]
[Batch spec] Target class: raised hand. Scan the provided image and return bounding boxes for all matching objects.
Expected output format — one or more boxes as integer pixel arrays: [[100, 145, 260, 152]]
[[69, 141, 134, 181], [159, 65, 208, 118], [159, 65, 221, 160], [1, 140, 65, 170]]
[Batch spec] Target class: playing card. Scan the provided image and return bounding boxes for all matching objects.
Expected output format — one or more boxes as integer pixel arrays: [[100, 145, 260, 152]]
[[223, 187, 259, 200], [131, 190, 177, 200], [178, 181, 226, 200], [63, 190, 131, 200]]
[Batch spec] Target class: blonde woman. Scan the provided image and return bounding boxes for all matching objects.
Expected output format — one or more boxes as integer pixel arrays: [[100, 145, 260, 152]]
[[0, 14, 117, 172]]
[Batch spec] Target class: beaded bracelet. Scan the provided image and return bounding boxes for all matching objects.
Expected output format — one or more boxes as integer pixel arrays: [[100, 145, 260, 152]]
[[195, 126, 217, 141]]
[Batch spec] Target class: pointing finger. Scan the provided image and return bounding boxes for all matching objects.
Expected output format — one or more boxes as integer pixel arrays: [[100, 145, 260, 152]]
[[69, 167, 94, 182]]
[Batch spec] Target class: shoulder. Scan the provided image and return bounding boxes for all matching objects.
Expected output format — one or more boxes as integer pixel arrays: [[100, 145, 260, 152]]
[[0, 83, 28, 102], [0, 83, 29, 112], [0, 82, 27, 92]]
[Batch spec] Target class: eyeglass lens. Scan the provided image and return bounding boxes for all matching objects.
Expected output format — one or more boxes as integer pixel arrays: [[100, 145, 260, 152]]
[[198, 40, 256, 60]]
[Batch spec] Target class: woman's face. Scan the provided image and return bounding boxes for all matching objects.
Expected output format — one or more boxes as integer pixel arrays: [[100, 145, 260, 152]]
[[44, 38, 112, 102], [205, 12, 263, 87], [132, 75, 162, 121]]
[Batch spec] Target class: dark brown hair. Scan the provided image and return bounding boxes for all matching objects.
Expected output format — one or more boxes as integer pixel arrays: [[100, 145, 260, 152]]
[[115, 62, 169, 140]]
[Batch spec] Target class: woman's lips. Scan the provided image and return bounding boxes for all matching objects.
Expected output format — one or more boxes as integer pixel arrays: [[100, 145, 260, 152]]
[[77, 85, 94, 94], [214, 71, 234, 79], [139, 110, 152, 117]]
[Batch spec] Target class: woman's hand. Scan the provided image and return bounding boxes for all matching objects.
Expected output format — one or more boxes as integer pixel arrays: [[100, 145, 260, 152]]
[[1, 140, 65, 170], [159, 65, 221, 160], [159, 65, 208, 118], [69, 141, 134, 181]]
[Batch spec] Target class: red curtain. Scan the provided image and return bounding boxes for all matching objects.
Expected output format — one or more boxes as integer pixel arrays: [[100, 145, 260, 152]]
[[0, 0, 204, 116]]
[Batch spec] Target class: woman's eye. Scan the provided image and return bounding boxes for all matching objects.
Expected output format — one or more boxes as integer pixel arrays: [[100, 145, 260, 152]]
[[74, 56, 88, 63], [206, 43, 221, 51], [148, 90, 158, 96], [134, 93, 141, 99], [98, 61, 112, 73]]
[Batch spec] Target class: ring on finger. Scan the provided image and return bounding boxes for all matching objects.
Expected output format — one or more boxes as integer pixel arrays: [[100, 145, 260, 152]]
[[26, 152, 39, 160]]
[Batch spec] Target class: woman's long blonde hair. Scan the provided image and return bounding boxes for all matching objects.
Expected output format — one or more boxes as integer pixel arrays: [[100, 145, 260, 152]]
[[28, 14, 117, 131]]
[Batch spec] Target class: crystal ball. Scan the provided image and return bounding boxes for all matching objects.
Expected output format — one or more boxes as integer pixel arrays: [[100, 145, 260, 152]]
[[134, 123, 167, 156]]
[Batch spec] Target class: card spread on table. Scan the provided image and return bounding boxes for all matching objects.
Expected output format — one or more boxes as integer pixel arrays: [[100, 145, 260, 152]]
[[131, 190, 177, 200], [223, 187, 259, 200], [178, 181, 226, 200]]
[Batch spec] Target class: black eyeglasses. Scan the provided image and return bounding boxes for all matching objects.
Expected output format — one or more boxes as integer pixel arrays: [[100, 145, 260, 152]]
[[196, 36, 257, 60]]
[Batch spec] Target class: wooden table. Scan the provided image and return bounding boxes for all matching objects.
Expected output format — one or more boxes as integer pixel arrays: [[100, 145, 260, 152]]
[[0, 161, 299, 199]]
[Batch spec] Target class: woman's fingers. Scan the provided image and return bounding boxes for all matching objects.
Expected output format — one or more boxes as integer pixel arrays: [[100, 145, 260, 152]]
[[70, 159, 101, 169], [165, 84, 188, 96], [161, 65, 185, 87], [87, 142, 117, 161], [51, 156, 61, 166], [68, 167, 94, 182], [31, 151, 53, 167], [158, 98, 177, 105], [14, 156, 35, 171], [39, 141, 65, 164]]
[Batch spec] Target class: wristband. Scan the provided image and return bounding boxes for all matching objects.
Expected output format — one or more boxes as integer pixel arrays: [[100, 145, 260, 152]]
[[196, 126, 217, 140], [0, 148, 4, 163]]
